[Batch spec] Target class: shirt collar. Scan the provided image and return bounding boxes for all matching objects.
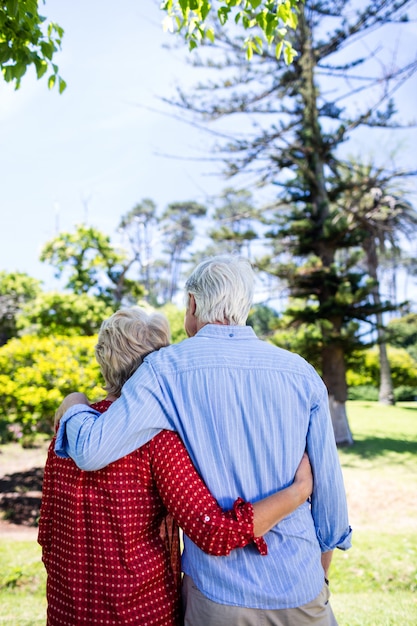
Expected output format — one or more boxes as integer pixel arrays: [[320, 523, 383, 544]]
[[196, 324, 257, 339]]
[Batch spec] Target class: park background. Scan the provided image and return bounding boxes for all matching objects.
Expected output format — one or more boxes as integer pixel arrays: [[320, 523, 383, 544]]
[[0, 1, 417, 624]]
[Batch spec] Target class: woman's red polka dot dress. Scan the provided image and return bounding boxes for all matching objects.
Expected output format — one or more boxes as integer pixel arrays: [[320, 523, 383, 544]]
[[38, 400, 266, 625]]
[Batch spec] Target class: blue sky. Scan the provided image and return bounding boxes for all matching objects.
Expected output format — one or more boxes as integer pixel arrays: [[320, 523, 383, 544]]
[[0, 0, 221, 288], [1, 0, 416, 295]]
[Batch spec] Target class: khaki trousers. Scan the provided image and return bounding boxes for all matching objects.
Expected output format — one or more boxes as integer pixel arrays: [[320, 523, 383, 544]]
[[182, 575, 338, 626]]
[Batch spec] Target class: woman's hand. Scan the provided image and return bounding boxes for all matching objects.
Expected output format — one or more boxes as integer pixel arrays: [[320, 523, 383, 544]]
[[293, 452, 313, 501], [54, 392, 89, 428], [252, 452, 313, 537]]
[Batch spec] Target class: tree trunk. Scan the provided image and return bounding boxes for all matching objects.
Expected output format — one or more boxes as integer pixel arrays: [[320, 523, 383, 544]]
[[378, 339, 395, 405], [297, 11, 354, 446], [328, 396, 354, 447], [363, 236, 395, 405], [322, 343, 354, 446]]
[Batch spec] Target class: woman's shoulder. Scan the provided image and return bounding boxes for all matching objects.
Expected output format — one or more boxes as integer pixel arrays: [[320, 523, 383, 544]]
[[148, 430, 185, 457], [90, 398, 113, 413]]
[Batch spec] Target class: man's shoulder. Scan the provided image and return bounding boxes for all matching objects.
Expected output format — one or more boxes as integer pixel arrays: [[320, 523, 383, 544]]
[[144, 338, 191, 365]]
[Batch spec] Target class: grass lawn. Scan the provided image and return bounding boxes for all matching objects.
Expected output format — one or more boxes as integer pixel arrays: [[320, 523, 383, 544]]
[[331, 401, 417, 625], [0, 539, 46, 625], [0, 400, 416, 625]]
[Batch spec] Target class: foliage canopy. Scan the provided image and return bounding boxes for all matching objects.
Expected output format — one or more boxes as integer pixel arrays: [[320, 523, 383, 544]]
[[0, 0, 65, 91], [160, 0, 302, 62]]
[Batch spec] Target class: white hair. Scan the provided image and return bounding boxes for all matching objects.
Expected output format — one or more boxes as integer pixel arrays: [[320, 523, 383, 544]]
[[184, 255, 255, 325]]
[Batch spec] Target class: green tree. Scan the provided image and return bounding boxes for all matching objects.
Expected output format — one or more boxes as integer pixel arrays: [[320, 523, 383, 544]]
[[118, 199, 160, 304], [189, 188, 263, 267], [247, 303, 279, 338], [17, 291, 115, 337], [169, 0, 417, 444], [161, 0, 301, 62], [0, 0, 65, 90], [208, 188, 260, 255], [336, 159, 417, 405], [160, 200, 207, 301], [388, 313, 417, 362], [0, 271, 41, 346], [40, 224, 144, 306]]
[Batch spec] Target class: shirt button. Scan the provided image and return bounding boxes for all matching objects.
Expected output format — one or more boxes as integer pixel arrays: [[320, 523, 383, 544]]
[[229, 333, 234, 337], [204, 515, 211, 522]]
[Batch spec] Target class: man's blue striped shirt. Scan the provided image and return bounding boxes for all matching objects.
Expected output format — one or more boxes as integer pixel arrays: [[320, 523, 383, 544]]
[[56, 324, 352, 609]]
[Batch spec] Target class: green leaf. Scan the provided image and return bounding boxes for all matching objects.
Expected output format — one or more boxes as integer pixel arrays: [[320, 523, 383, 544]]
[[48, 74, 56, 89], [253, 36, 263, 54], [275, 40, 283, 59], [3, 65, 14, 82], [284, 41, 297, 65], [0, 43, 11, 64], [201, 0, 210, 21], [58, 77, 67, 94], [256, 11, 266, 31], [6, 0, 19, 18], [35, 59, 48, 79], [179, 0, 189, 17], [218, 6, 230, 26], [26, 0, 39, 16], [40, 41, 54, 60], [206, 28, 215, 43]]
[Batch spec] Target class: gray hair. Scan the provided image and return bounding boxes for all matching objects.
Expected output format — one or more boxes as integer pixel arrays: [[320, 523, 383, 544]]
[[185, 255, 255, 326], [95, 307, 170, 397]]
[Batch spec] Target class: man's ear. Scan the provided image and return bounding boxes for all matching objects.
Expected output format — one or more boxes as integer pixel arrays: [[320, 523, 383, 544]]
[[188, 293, 197, 315]]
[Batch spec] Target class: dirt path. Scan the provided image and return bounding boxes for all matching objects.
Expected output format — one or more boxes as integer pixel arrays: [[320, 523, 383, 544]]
[[0, 441, 49, 541]]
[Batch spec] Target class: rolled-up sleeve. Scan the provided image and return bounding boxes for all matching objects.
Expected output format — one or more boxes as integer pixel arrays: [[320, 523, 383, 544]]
[[150, 430, 268, 556], [55, 404, 100, 461], [307, 384, 352, 552]]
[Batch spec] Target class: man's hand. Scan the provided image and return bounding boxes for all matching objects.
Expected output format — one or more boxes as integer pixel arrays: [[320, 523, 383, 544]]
[[293, 452, 313, 501], [54, 392, 89, 428], [321, 551, 333, 578]]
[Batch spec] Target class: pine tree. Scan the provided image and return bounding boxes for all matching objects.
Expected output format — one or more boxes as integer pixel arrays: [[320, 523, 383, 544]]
[[168, 0, 417, 444]]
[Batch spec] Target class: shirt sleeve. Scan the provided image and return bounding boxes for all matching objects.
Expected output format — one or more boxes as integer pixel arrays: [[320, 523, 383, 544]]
[[149, 430, 268, 556], [307, 380, 352, 551], [54, 361, 170, 469]]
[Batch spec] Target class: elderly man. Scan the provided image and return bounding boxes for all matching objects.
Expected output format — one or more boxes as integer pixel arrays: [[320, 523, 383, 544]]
[[56, 255, 351, 626]]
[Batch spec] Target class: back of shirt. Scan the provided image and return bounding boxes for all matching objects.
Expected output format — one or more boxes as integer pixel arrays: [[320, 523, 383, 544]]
[[141, 325, 350, 609]]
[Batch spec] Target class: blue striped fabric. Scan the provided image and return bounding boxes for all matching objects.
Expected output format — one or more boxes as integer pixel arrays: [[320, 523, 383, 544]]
[[56, 324, 352, 609]]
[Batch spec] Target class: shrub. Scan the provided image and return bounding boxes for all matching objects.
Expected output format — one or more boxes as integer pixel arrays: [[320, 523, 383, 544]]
[[346, 345, 417, 397], [0, 335, 102, 442], [160, 303, 187, 343], [347, 385, 379, 401], [394, 385, 417, 402]]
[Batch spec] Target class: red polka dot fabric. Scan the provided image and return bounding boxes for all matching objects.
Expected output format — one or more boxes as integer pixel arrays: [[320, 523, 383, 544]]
[[38, 400, 266, 625]]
